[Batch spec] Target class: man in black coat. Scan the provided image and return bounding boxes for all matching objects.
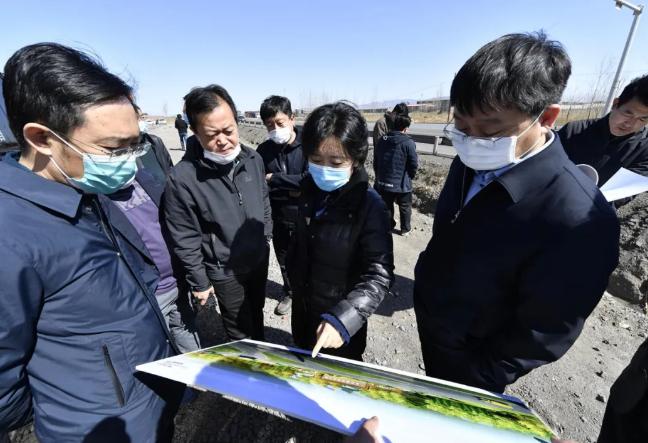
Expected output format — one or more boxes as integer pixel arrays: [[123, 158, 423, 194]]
[[256, 96, 308, 315], [162, 85, 272, 341], [174, 113, 189, 150], [373, 111, 418, 235], [559, 75, 648, 187], [413, 32, 620, 394]]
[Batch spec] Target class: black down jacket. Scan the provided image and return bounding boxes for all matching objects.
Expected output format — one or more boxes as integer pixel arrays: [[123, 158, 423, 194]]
[[287, 167, 394, 353]]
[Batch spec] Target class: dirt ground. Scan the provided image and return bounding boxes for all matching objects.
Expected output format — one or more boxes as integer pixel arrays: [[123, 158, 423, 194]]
[[10, 124, 647, 443]]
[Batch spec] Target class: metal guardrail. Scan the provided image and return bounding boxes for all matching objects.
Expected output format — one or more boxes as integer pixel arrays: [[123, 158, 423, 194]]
[[240, 118, 455, 159]]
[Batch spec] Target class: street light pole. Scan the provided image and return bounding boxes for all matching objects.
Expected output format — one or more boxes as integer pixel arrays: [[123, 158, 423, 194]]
[[601, 0, 644, 117]]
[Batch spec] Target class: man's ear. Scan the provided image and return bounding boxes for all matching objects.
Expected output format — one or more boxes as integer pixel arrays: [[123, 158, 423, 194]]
[[23, 123, 56, 156], [612, 98, 620, 109], [539, 105, 561, 128]]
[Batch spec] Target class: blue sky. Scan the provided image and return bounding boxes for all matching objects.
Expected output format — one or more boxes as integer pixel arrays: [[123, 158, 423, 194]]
[[2, 0, 647, 115]]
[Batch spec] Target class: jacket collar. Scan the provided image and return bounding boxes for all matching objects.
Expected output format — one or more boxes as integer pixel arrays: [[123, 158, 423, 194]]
[[0, 151, 83, 218], [491, 131, 570, 203]]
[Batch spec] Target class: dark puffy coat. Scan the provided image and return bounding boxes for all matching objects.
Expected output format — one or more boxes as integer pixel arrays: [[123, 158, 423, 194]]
[[162, 137, 272, 290], [559, 115, 648, 185], [257, 127, 308, 224], [0, 152, 182, 442], [287, 167, 394, 356], [414, 135, 620, 393], [373, 131, 418, 193]]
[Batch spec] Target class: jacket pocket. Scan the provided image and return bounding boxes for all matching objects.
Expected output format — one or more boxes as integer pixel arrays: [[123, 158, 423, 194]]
[[103, 345, 126, 407]]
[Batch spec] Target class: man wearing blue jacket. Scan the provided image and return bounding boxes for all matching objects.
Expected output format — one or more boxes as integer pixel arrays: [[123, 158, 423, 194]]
[[0, 43, 182, 442], [414, 32, 620, 394], [373, 111, 418, 235]]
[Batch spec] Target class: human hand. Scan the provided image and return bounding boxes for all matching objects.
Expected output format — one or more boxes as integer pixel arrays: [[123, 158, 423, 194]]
[[344, 417, 381, 443], [192, 286, 215, 306], [312, 321, 344, 358], [266, 173, 273, 181]]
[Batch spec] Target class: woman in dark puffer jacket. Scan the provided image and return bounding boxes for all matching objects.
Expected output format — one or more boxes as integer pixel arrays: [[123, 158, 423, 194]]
[[287, 102, 394, 361]]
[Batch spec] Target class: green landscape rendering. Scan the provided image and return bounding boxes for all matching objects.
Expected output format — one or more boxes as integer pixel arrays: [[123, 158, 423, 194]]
[[188, 341, 553, 440]]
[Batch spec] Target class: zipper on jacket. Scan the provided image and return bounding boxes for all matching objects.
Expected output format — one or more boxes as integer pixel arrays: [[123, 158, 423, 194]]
[[102, 345, 126, 407], [92, 198, 119, 249], [451, 168, 468, 224]]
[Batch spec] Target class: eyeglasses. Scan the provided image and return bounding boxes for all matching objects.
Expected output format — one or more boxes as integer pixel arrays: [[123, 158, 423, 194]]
[[51, 130, 151, 160]]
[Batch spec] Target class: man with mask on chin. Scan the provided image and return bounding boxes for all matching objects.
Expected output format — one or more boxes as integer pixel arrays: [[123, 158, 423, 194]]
[[256, 95, 308, 316], [413, 32, 620, 394], [0, 43, 183, 442], [163, 85, 272, 342]]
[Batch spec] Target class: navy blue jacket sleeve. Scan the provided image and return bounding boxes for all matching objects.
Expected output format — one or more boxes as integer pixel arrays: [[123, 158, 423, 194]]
[[456, 213, 620, 391], [406, 140, 418, 180], [0, 244, 42, 430]]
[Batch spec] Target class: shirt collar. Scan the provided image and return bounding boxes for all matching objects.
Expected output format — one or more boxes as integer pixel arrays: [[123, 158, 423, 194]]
[[493, 131, 567, 203], [0, 151, 83, 218]]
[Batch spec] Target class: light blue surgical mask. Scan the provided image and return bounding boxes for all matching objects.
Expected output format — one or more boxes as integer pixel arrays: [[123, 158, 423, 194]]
[[308, 162, 352, 192], [49, 131, 144, 194]]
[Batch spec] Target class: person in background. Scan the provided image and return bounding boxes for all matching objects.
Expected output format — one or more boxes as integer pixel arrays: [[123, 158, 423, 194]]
[[163, 84, 271, 341], [0, 42, 182, 442], [372, 102, 409, 149], [257, 95, 308, 316], [287, 101, 394, 361], [559, 75, 648, 186], [373, 110, 418, 236], [413, 32, 620, 393], [175, 113, 189, 151]]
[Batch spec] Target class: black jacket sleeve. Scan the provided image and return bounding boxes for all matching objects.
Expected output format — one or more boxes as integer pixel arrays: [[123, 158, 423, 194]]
[[0, 244, 40, 430], [256, 156, 273, 237], [328, 192, 395, 336], [268, 171, 307, 192], [162, 172, 211, 292], [450, 213, 620, 391]]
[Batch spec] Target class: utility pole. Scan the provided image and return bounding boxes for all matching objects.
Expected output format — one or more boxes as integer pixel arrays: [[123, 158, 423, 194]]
[[602, 0, 644, 117]]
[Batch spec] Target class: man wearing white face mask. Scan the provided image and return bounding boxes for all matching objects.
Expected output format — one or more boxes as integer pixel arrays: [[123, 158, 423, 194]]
[[257, 96, 308, 316], [413, 32, 620, 394], [163, 85, 272, 341]]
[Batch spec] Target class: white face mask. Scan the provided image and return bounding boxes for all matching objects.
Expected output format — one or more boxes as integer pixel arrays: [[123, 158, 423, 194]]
[[447, 113, 542, 171], [203, 144, 241, 165], [268, 126, 293, 145]]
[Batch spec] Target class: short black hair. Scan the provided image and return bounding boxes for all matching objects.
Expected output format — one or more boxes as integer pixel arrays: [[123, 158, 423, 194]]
[[450, 31, 571, 117], [617, 75, 648, 107], [184, 84, 238, 129], [391, 113, 412, 131], [391, 102, 409, 116], [176, 114, 182, 118], [3, 42, 135, 149], [301, 102, 369, 165], [260, 95, 293, 122]]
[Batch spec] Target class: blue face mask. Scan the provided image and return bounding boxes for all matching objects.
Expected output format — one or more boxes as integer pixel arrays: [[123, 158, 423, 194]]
[[50, 132, 141, 194], [308, 162, 352, 192]]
